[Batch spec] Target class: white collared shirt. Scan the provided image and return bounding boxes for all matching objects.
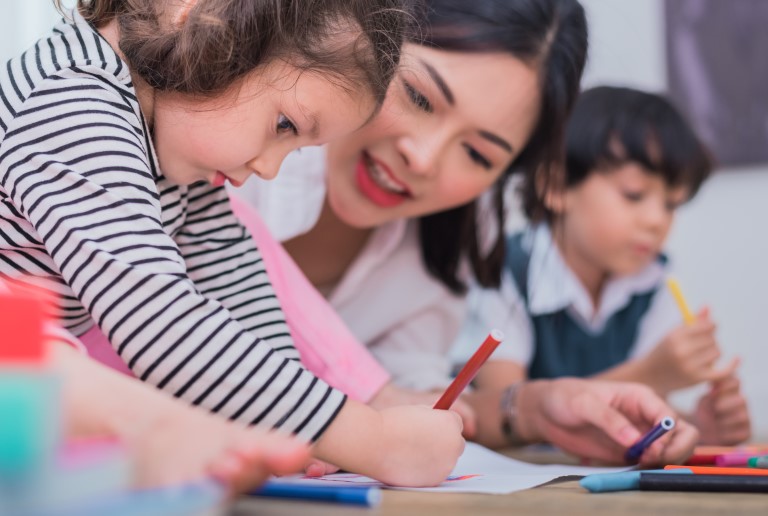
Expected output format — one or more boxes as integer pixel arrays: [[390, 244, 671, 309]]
[[235, 148, 466, 390], [451, 224, 682, 367]]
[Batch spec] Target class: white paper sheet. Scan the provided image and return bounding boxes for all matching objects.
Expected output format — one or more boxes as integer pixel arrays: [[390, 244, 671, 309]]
[[272, 442, 632, 494]]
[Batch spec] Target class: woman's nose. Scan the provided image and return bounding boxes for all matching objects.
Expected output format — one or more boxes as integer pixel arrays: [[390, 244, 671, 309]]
[[398, 136, 441, 178]]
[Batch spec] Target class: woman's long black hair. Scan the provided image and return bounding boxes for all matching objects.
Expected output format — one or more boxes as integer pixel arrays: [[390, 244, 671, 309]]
[[415, 0, 588, 294]]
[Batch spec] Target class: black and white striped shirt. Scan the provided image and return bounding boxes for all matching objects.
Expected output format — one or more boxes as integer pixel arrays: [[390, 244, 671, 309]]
[[0, 11, 345, 441]]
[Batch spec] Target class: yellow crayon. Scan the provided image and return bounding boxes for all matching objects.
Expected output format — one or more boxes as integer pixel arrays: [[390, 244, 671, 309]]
[[666, 277, 696, 325]]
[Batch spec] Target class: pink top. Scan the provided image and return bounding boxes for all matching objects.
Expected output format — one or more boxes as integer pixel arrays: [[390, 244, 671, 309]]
[[76, 196, 390, 402], [229, 195, 390, 402]]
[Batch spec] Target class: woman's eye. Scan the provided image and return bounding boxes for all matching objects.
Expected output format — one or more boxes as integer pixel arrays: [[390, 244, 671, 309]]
[[623, 191, 645, 202], [276, 114, 298, 135], [403, 81, 433, 113], [462, 143, 492, 170]]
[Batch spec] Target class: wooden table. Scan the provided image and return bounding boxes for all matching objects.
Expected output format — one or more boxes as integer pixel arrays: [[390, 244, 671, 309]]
[[231, 447, 768, 516], [232, 479, 768, 516]]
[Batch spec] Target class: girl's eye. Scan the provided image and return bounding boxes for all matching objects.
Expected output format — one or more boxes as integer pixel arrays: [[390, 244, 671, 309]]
[[403, 81, 433, 113], [462, 143, 492, 170], [276, 114, 298, 135]]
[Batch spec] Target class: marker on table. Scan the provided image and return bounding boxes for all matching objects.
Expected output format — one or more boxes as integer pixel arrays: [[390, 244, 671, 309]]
[[715, 452, 760, 467], [665, 465, 768, 476], [252, 482, 382, 507], [666, 277, 696, 325], [624, 417, 675, 463], [433, 330, 503, 410], [639, 472, 768, 493], [580, 469, 691, 493], [748, 456, 768, 469], [686, 446, 768, 466]]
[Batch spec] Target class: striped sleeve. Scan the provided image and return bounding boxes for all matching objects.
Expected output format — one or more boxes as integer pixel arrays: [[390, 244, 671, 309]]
[[178, 183, 300, 360], [0, 72, 345, 441]]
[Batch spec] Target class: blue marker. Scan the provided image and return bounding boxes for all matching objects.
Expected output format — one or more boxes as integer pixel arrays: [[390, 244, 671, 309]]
[[624, 417, 675, 463], [580, 468, 692, 493], [252, 481, 382, 507]]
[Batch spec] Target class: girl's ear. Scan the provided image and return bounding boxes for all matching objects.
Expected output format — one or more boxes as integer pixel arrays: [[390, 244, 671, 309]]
[[536, 166, 568, 215]]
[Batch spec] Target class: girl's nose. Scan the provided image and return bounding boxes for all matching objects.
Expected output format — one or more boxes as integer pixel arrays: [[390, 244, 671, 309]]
[[246, 152, 287, 181]]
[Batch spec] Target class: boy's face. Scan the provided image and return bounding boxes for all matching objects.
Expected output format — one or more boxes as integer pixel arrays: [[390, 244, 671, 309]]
[[150, 61, 375, 187], [555, 162, 690, 278]]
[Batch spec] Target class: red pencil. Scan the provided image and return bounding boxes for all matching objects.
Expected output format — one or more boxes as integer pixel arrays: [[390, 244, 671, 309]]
[[433, 329, 503, 410]]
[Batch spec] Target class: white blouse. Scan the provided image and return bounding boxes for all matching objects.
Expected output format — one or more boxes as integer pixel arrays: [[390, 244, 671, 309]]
[[234, 148, 467, 390]]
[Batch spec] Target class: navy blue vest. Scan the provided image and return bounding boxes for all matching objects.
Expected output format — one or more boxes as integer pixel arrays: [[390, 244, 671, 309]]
[[505, 233, 662, 380]]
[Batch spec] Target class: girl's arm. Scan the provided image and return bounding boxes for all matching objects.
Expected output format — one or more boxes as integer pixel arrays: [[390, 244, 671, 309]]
[[53, 342, 310, 493], [2, 76, 344, 442]]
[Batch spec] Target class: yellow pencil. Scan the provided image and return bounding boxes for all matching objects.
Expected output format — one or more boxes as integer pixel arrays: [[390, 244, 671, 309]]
[[666, 277, 696, 325]]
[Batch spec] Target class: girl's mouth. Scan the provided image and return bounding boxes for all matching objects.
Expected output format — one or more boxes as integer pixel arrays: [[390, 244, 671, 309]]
[[212, 171, 244, 187], [212, 171, 228, 187]]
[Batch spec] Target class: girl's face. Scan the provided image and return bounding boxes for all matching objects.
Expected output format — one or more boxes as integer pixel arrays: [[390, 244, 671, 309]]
[[325, 44, 541, 228], [152, 61, 375, 187], [554, 163, 689, 278]]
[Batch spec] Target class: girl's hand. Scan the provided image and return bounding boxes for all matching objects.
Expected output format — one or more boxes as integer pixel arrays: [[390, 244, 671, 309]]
[[692, 368, 751, 445], [369, 383, 477, 438], [641, 308, 734, 393], [374, 405, 465, 487], [303, 458, 340, 477], [311, 400, 464, 488]]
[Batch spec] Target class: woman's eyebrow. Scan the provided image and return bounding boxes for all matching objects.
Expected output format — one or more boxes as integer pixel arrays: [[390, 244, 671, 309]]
[[419, 59, 454, 105], [417, 59, 513, 154], [479, 130, 513, 154]]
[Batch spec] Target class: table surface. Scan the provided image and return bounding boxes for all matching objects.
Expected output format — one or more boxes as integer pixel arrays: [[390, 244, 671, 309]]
[[230, 447, 768, 516]]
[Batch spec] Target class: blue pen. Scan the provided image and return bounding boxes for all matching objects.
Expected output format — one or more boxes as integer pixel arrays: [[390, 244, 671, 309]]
[[252, 481, 382, 507], [624, 417, 675, 463], [580, 468, 692, 493]]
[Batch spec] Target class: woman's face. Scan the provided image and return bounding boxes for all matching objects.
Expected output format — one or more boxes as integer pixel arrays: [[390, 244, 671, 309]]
[[325, 43, 541, 228]]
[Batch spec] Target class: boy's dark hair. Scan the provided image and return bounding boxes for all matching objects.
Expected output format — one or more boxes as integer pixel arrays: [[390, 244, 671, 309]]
[[522, 85, 714, 222], [54, 0, 411, 107], [413, 0, 588, 295]]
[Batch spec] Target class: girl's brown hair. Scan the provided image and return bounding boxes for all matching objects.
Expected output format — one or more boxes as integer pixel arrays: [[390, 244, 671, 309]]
[[55, 0, 410, 106]]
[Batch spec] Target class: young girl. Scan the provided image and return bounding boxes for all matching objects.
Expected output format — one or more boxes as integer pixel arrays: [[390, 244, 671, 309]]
[[0, 0, 465, 487], [461, 86, 751, 445], [232, 0, 699, 462]]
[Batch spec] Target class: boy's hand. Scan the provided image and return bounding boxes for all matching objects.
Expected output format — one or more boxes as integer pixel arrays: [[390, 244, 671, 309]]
[[641, 308, 734, 393], [692, 367, 751, 445]]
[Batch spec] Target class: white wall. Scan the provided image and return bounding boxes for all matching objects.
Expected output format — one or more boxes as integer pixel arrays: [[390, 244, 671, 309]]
[[580, 0, 768, 439], [0, 2, 61, 60]]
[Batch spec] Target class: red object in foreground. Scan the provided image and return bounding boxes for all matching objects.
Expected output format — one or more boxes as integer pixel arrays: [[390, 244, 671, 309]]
[[0, 290, 46, 364], [433, 330, 503, 410]]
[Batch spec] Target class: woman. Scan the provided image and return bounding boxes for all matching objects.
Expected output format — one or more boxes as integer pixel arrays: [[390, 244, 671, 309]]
[[234, 0, 699, 459]]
